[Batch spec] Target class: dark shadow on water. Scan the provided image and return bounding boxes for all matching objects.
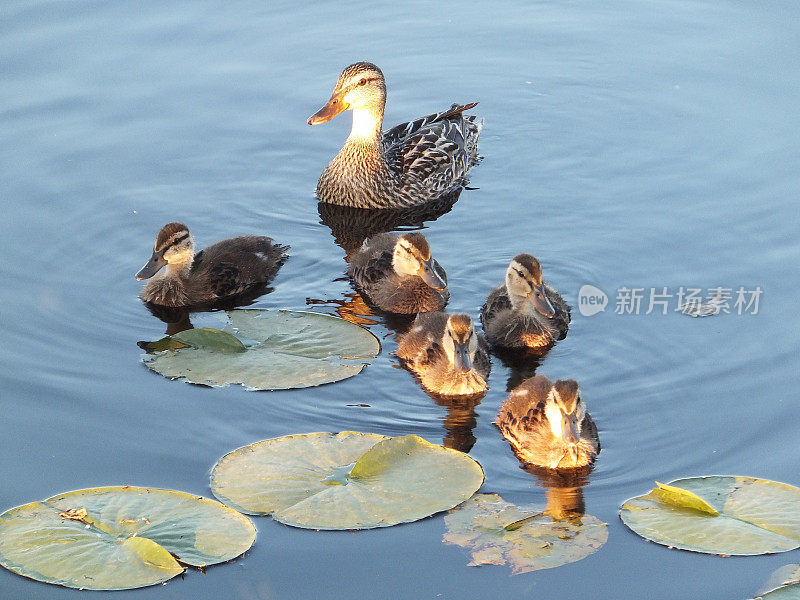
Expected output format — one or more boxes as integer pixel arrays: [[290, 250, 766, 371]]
[[430, 393, 482, 453], [490, 345, 549, 392], [137, 284, 277, 347], [317, 189, 460, 258]]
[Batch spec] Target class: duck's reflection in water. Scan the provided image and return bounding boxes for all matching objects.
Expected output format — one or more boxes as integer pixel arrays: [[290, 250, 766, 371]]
[[138, 284, 277, 348], [527, 467, 591, 521], [317, 190, 459, 259], [490, 345, 547, 392], [429, 392, 482, 453]]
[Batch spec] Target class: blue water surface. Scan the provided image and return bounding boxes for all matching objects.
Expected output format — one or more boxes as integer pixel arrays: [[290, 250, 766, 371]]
[[1, 1, 799, 598]]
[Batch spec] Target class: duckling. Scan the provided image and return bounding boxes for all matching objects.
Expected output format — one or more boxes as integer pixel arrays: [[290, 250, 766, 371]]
[[347, 232, 448, 314], [496, 377, 599, 470], [136, 222, 288, 307], [308, 62, 482, 209], [481, 254, 570, 349], [397, 312, 491, 397]]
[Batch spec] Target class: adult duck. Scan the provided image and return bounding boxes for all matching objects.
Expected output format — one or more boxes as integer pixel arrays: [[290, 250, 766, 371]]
[[308, 62, 482, 209]]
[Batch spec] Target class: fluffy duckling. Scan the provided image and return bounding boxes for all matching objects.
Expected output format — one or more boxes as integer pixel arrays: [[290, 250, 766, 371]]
[[308, 62, 482, 209], [397, 312, 491, 397], [481, 254, 570, 348], [496, 377, 599, 470], [347, 232, 448, 314], [136, 222, 288, 307]]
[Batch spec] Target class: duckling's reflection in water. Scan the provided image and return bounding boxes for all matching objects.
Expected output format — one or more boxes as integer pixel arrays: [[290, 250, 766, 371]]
[[429, 392, 482, 453], [138, 283, 278, 348], [490, 345, 546, 392], [317, 190, 459, 259], [532, 469, 590, 521]]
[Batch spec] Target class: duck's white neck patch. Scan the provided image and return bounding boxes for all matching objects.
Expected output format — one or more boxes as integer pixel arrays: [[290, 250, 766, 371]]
[[544, 397, 563, 439], [348, 108, 382, 142]]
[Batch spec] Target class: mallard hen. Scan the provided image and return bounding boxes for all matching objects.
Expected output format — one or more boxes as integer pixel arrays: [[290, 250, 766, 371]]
[[308, 62, 482, 209]]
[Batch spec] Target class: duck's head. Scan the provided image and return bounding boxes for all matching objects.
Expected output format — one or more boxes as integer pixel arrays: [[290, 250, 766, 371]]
[[392, 233, 447, 291], [308, 62, 387, 129], [442, 314, 478, 373], [544, 379, 586, 464], [136, 222, 194, 280], [505, 254, 556, 318]]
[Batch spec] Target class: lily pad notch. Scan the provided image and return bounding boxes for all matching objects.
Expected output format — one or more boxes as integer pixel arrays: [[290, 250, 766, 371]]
[[142, 309, 381, 390], [0, 486, 256, 590], [210, 431, 485, 530], [620, 476, 800, 555]]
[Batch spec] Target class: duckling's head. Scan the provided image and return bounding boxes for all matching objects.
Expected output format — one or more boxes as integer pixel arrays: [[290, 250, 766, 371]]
[[544, 379, 587, 463], [136, 222, 194, 280], [308, 62, 387, 132], [505, 254, 556, 318], [392, 233, 447, 291], [442, 314, 478, 373]]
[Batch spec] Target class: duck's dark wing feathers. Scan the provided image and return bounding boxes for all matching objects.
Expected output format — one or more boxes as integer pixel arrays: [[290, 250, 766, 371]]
[[544, 284, 571, 339], [480, 285, 512, 326], [348, 232, 397, 288], [581, 413, 601, 452], [192, 236, 289, 298], [383, 103, 480, 184], [382, 103, 478, 150]]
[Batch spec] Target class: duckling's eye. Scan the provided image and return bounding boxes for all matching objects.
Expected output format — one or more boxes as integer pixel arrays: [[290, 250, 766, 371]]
[[358, 78, 367, 86], [514, 269, 524, 278]]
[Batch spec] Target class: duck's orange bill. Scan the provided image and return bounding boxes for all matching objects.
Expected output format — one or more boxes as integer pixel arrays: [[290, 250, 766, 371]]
[[307, 92, 348, 125]]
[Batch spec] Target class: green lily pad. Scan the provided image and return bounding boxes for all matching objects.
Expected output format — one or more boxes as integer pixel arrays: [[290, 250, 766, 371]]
[[620, 476, 800, 555], [172, 327, 247, 353], [753, 564, 800, 599], [142, 309, 381, 390], [210, 432, 485, 530], [442, 493, 607, 574], [0, 486, 256, 590]]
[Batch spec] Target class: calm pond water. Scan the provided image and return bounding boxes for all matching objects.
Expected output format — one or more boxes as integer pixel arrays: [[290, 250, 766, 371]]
[[2, 1, 799, 598]]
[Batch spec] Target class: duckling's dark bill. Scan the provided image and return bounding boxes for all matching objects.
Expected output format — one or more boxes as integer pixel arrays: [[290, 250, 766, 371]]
[[453, 342, 472, 373], [532, 285, 556, 318], [308, 94, 348, 125], [136, 251, 166, 280], [420, 259, 447, 291]]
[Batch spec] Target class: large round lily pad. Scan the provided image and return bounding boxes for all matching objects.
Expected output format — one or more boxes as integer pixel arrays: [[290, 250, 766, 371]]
[[620, 477, 800, 555], [0, 487, 256, 590], [142, 309, 381, 390], [210, 432, 485, 530], [443, 493, 607, 574]]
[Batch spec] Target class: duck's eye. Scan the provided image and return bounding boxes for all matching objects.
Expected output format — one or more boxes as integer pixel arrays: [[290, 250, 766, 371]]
[[358, 78, 367, 86]]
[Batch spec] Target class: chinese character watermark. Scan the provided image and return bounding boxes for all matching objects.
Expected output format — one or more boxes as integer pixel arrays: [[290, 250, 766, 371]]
[[578, 285, 762, 316]]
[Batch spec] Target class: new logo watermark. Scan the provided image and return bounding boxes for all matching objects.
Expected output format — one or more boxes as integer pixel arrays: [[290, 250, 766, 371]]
[[577, 285, 608, 317], [577, 285, 762, 317]]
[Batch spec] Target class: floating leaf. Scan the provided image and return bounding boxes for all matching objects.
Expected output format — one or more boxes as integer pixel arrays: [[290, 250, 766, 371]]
[[210, 432, 484, 530], [620, 476, 800, 555], [753, 564, 800, 599], [442, 493, 607, 574], [652, 481, 719, 516], [0, 487, 256, 590], [137, 336, 188, 353], [172, 327, 247, 353], [143, 309, 381, 390]]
